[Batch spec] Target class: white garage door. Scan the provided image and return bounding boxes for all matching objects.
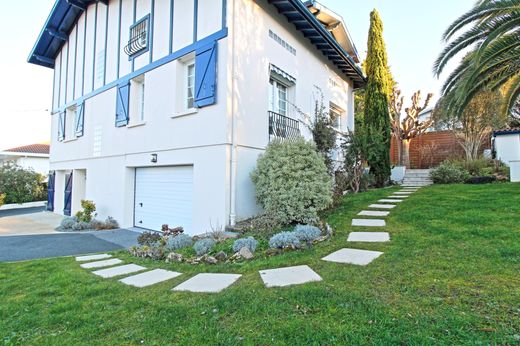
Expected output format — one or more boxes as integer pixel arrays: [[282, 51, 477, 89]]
[[134, 166, 193, 234]]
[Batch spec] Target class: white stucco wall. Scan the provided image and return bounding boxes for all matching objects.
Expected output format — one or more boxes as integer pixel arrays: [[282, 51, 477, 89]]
[[495, 134, 520, 165]]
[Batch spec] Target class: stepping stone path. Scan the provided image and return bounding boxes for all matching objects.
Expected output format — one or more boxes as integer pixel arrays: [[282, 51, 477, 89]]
[[120, 269, 182, 288], [358, 210, 389, 217], [172, 273, 242, 293], [92, 264, 147, 278], [80, 258, 123, 269], [76, 254, 112, 262], [259, 265, 322, 288], [369, 204, 396, 209], [347, 232, 390, 242], [352, 219, 386, 227], [73, 186, 422, 293], [322, 248, 384, 266]]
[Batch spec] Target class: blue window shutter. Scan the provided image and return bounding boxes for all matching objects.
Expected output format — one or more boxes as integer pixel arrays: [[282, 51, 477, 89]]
[[115, 82, 130, 127], [194, 41, 217, 108], [47, 171, 55, 212], [58, 112, 65, 141], [75, 102, 85, 137]]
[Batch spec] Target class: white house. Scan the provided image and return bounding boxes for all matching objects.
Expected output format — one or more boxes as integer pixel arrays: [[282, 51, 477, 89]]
[[0, 144, 50, 176], [29, 0, 365, 234], [493, 127, 520, 165]]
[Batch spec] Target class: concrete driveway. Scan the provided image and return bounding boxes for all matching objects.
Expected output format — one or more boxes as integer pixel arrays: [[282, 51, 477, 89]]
[[0, 209, 61, 236], [0, 210, 141, 262]]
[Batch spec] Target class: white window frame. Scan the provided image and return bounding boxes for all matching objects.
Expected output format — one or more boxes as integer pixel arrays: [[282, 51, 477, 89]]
[[128, 74, 146, 127], [64, 105, 77, 141], [186, 62, 195, 111], [269, 78, 289, 116], [329, 103, 344, 132]]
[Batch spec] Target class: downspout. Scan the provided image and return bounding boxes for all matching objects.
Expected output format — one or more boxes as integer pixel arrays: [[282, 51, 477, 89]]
[[229, 0, 237, 226]]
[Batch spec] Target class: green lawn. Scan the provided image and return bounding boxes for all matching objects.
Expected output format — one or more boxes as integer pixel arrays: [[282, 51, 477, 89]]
[[1, 184, 519, 345]]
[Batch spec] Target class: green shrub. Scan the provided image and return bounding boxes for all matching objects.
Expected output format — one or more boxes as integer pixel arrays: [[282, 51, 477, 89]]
[[269, 231, 301, 249], [137, 232, 162, 246], [75, 200, 96, 222], [251, 138, 333, 226], [0, 193, 5, 207], [232, 237, 258, 253], [0, 163, 46, 204], [193, 238, 216, 256], [430, 161, 470, 184]]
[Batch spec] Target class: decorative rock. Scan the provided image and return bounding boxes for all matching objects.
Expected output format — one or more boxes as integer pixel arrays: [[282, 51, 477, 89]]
[[368, 204, 396, 209], [239, 246, 254, 260], [172, 273, 242, 293], [352, 219, 386, 227], [166, 252, 184, 263], [205, 256, 218, 265], [322, 248, 383, 266], [259, 265, 322, 288], [358, 210, 389, 217], [214, 251, 228, 261]]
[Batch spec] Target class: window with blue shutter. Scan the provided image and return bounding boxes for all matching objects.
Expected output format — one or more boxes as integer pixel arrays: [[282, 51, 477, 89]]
[[75, 102, 85, 137], [116, 82, 130, 127], [194, 41, 217, 108], [47, 171, 55, 212], [58, 112, 65, 141]]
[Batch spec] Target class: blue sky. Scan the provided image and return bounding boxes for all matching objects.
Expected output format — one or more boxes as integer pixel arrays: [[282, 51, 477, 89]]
[[0, 0, 474, 149]]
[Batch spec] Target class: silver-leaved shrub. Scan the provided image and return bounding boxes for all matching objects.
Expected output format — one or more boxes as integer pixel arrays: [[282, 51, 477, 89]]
[[166, 234, 193, 251], [294, 224, 322, 242], [193, 238, 216, 256], [268, 231, 301, 249], [232, 236, 258, 253], [251, 138, 333, 225]]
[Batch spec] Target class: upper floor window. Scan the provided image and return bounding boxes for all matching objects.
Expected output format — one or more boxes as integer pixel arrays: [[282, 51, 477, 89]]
[[186, 62, 195, 110], [269, 79, 288, 116], [329, 103, 344, 132], [124, 15, 150, 58], [129, 75, 146, 125]]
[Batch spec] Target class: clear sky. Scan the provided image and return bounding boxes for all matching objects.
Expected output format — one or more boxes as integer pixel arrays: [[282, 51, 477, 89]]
[[0, 0, 474, 150]]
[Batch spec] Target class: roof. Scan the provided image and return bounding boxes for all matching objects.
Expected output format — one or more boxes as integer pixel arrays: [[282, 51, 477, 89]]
[[2, 144, 50, 155], [304, 1, 360, 63], [29, 0, 366, 88], [493, 127, 520, 136], [269, 0, 366, 88], [28, 0, 103, 68]]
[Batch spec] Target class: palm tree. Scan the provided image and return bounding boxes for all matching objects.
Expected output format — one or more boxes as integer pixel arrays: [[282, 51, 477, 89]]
[[434, 0, 520, 117]]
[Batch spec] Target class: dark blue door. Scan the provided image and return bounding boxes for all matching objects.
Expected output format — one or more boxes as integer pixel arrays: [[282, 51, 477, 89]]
[[63, 172, 73, 216], [47, 171, 55, 211]]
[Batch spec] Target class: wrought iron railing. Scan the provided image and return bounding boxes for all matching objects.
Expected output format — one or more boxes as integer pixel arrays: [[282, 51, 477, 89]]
[[269, 111, 301, 140], [124, 25, 148, 56]]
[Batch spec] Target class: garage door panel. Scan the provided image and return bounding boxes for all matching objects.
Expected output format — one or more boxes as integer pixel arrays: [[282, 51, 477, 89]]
[[134, 166, 194, 234]]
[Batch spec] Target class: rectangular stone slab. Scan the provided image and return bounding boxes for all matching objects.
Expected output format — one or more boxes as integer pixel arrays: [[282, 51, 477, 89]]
[[322, 248, 384, 266], [76, 254, 112, 262], [352, 219, 386, 227], [347, 232, 390, 242], [368, 204, 396, 209], [80, 258, 123, 269], [394, 192, 413, 195], [92, 264, 147, 278], [120, 269, 182, 288], [259, 265, 322, 288], [172, 273, 242, 293], [378, 199, 403, 203], [357, 210, 390, 217], [389, 195, 408, 198]]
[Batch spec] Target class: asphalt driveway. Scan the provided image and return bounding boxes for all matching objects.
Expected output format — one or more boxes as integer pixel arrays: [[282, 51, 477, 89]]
[[0, 229, 141, 262]]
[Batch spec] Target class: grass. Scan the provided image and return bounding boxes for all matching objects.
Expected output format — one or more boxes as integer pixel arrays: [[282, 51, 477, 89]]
[[1, 183, 519, 345]]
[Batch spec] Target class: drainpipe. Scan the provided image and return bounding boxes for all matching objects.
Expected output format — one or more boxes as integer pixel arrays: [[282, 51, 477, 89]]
[[229, 0, 237, 226]]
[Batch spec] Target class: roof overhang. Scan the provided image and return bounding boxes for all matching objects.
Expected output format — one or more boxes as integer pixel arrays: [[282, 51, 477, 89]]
[[493, 129, 520, 136], [267, 0, 366, 89], [28, 0, 106, 69], [0, 152, 50, 159]]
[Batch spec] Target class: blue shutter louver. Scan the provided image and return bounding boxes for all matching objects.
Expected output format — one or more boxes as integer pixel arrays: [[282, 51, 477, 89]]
[[115, 82, 130, 127], [75, 102, 85, 137], [63, 172, 73, 216], [58, 112, 65, 141], [47, 171, 55, 212], [194, 41, 217, 108]]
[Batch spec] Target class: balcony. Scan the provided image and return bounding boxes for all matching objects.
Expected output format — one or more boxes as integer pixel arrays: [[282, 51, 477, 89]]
[[269, 111, 301, 140]]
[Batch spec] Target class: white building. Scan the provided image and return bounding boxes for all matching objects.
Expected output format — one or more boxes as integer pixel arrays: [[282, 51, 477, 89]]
[[0, 144, 50, 176], [29, 0, 365, 234], [493, 127, 520, 166]]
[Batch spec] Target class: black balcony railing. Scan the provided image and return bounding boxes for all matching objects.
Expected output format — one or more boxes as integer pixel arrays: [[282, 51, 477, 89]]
[[269, 111, 301, 140]]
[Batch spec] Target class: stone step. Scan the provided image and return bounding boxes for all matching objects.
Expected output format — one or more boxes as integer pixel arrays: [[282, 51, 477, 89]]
[[119, 269, 182, 288], [358, 210, 390, 217], [322, 248, 384, 266], [369, 204, 396, 209], [80, 258, 123, 269], [259, 265, 322, 288], [352, 219, 386, 227], [347, 232, 390, 242], [172, 273, 242, 293], [92, 264, 147, 278]]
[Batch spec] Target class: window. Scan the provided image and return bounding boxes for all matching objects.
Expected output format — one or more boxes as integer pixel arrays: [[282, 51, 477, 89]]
[[329, 104, 343, 131], [65, 106, 77, 140], [186, 63, 195, 110], [269, 79, 288, 115], [129, 75, 145, 124], [124, 15, 150, 58]]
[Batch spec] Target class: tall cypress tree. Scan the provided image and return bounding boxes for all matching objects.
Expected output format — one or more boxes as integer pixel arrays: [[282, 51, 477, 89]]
[[364, 9, 392, 186]]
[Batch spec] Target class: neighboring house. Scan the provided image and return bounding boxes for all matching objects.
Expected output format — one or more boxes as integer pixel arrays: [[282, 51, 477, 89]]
[[0, 144, 50, 176], [28, 0, 365, 234], [493, 127, 520, 166]]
